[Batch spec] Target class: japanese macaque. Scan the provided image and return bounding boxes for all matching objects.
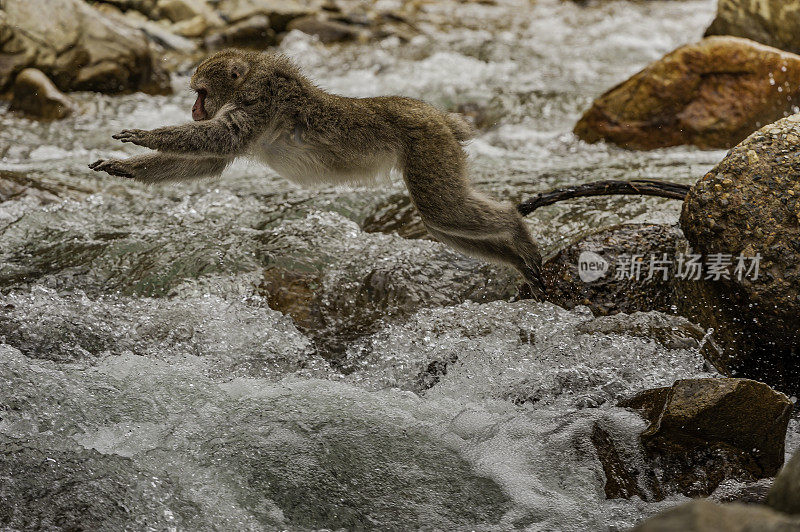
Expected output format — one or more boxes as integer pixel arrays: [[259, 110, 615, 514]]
[[90, 49, 544, 298]]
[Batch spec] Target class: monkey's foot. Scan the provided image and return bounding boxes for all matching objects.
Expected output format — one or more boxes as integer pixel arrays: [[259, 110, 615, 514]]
[[88, 159, 134, 178], [518, 266, 546, 302], [112, 129, 149, 146]]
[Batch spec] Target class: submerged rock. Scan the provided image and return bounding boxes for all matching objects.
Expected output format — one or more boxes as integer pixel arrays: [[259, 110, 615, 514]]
[[631, 499, 800, 532], [679, 114, 800, 391], [0, 0, 171, 94], [706, 0, 800, 54], [768, 450, 800, 515], [9, 69, 75, 120], [620, 378, 792, 498], [574, 37, 800, 150], [542, 224, 685, 316]]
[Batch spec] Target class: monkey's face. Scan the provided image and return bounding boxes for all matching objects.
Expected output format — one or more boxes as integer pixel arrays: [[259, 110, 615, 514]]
[[189, 51, 251, 121]]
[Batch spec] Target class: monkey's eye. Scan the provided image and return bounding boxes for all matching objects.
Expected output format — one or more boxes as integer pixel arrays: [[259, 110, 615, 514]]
[[231, 72, 239, 80]]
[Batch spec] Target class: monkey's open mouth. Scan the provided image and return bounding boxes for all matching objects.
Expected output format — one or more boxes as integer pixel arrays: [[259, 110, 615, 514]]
[[192, 89, 208, 121]]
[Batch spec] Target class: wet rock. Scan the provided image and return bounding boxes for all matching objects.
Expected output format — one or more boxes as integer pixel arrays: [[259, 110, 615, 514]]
[[710, 478, 774, 505], [286, 16, 360, 44], [591, 423, 655, 500], [0, 0, 171, 94], [204, 15, 277, 49], [679, 114, 800, 391], [542, 224, 685, 315], [631, 499, 800, 532], [9, 69, 75, 120], [216, 0, 318, 31], [768, 450, 800, 515], [0, 434, 207, 531], [623, 378, 792, 498], [574, 37, 800, 150], [257, 212, 518, 361], [706, 0, 800, 55]]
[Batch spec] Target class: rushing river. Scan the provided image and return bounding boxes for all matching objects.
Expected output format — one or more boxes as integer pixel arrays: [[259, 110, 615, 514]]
[[1, 0, 797, 530]]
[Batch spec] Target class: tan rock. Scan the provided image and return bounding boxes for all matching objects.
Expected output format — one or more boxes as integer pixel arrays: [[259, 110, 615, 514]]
[[9, 69, 76, 120], [171, 15, 210, 37], [0, 0, 171, 94], [631, 499, 800, 532], [574, 37, 800, 150], [768, 450, 800, 515], [640, 379, 792, 480], [706, 0, 800, 54]]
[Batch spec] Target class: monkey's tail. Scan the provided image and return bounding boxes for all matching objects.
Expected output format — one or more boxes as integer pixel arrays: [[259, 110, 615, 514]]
[[445, 113, 476, 142], [517, 178, 691, 216]]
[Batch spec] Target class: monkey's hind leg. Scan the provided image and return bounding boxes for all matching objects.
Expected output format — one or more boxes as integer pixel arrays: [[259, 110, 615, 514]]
[[426, 219, 545, 301]]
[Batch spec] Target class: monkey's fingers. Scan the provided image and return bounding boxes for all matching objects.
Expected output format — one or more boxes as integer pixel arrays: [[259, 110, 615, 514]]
[[88, 159, 134, 179], [112, 129, 147, 143]]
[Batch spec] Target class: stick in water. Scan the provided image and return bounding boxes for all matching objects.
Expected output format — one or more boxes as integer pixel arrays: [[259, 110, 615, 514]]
[[517, 179, 691, 216]]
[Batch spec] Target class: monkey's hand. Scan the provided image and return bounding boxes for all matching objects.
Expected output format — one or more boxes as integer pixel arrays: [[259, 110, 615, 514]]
[[88, 159, 135, 178], [112, 129, 153, 149]]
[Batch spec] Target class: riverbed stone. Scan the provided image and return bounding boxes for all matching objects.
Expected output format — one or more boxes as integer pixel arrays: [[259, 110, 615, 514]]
[[706, 0, 800, 55], [679, 114, 800, 391], [286, 16, 360, 44], [9, 69, 75, 120], [625, 378, 792, 498], [204, 15, 276, 49], [631, 499, 800, 532], [216, 0, 319, 31], [0, 0, 171, 94], [574, 36, 800, 149], [542, 224, 684, 315], [768, 450, 800, 515]]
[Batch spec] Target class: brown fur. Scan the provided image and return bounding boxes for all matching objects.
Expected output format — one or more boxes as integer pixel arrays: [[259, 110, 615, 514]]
[[89, 49, 544, 298]]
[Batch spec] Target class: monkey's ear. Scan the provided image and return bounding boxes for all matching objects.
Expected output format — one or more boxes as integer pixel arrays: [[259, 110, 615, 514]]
[[229, 60, 249, 82]]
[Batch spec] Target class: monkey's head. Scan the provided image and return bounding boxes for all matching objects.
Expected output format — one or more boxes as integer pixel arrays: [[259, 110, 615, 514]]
[[190, 50, 309, 122], [190, 49, 253, 121]]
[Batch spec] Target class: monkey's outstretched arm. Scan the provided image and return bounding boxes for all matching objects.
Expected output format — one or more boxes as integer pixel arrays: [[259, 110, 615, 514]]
[[89, 153, 232, 183], [112, 106, 259, 157]]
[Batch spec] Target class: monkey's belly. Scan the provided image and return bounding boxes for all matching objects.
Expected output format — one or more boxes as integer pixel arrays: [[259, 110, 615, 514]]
[[253, 136, 398, 187]]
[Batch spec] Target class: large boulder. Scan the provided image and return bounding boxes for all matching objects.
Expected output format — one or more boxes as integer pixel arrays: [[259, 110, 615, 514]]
[[574, 37, 800, 150], [706, 0, 800, 54], [679, 114, 800, 391], [617, 378, 792, 498], [0, 0, 171, 94], [768, 450, 800, 515], [631, 499, 800, 532]]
